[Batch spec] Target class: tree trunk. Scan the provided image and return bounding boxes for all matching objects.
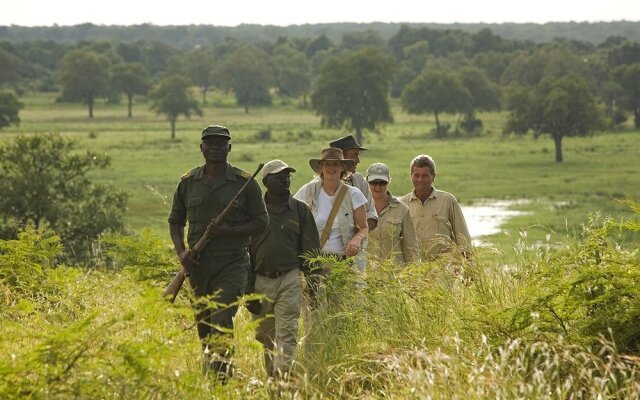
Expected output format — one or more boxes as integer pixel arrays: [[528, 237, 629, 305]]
[[302, 93, 308, 109], [245, 104, 249, 114], [434, 111, 441, 137], [634, 107, 640, 128], [171, 118, 176, 140], [127, 94, 133, 118], [553, 133, 563, 162], [88, 98, 94, 119], [202, 88, 207, 105], [355, 127, 363, 146]]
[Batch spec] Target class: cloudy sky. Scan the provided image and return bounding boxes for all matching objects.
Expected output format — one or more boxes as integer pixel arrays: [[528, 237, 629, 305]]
[[1, 0, 638, 26]]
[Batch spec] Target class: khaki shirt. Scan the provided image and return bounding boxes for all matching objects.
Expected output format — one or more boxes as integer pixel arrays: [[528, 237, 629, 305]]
[[249, 194, 320, 275], [368, 192, 419, 266], [346, 172, 378, 222], [399, 187, 471, 261]]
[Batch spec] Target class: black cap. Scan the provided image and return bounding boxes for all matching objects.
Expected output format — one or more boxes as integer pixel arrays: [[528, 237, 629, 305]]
[[329, 134, 367, 151], [201, 125, 231, 140]]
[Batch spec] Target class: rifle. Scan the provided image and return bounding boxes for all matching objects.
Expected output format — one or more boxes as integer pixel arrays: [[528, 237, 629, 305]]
[[163, 162, 264, 302]]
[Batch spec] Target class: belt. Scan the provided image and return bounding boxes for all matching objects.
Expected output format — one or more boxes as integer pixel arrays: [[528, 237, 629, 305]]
[[256, 270, 289, 279]]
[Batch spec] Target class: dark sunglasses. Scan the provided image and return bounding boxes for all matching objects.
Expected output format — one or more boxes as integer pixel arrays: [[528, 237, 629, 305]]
[[369, 180, 388, 186]]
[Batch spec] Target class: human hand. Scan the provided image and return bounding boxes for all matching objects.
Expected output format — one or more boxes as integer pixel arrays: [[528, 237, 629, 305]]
[[179, 250, 199, 273], [345, 237, 362, 257], [246, 299, 261, 315]]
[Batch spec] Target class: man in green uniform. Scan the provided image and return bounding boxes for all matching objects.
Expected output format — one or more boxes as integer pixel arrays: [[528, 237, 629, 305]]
[[168, 124, 268, 381], [246, 159, 320, 378]]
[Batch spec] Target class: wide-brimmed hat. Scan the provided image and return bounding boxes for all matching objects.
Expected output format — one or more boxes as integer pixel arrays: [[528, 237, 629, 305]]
[[329, 134, 368, 151], [309, 147, 356, 173], [262, 159, 296, 178]]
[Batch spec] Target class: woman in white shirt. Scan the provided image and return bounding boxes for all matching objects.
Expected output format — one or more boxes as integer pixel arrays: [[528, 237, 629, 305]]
[[294, 147, 368, 260]]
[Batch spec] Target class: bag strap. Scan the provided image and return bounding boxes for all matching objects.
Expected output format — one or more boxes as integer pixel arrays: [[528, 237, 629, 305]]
[[319, 183, 348, 248]]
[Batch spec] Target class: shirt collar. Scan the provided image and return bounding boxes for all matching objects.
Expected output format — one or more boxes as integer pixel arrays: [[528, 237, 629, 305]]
[[193, 163, 234, 181], [409, 187, 437, 201]]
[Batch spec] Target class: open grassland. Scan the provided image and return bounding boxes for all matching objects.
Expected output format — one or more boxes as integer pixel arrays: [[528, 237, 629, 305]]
[[2, 92, 640, 398], [3, 92, 639, 248]]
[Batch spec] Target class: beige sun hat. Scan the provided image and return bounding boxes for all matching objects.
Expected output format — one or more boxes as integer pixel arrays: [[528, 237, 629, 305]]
[[308, 147, 356, 173]]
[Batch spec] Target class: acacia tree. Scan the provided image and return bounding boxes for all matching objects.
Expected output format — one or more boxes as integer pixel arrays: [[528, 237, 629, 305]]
[[311, 47, 395, 144], [0, 91, 23, 129], [504, 77, 602, 162], [148, 75, 202, 139], [401, 69, 470, 137], [0, 134, 128, 261], [111, 62, 150, 117], [58, 49, 111, 118], [216, 44, 273, 113]]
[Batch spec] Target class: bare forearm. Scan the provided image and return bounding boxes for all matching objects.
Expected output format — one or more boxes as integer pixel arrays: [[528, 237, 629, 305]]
[[169, 223, 186, 256]]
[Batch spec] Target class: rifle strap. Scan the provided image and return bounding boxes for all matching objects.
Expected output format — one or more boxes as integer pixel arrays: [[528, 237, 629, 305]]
[[319, 183, 348, 248]]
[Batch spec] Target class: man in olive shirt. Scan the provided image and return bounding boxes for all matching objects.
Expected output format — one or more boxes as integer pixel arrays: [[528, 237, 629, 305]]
[[399, 154, 472, 261], [168, 125, 268, 382], [247, 159, 320, 378]]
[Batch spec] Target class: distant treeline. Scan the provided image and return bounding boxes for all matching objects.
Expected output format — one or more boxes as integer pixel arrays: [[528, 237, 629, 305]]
[[1, 21, 639, 48]]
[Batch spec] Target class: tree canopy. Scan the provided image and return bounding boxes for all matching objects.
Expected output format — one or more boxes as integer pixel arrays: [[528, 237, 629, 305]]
[[148, 75, 202, 139], [402, 69, 471, 137], [111, 62, 150, 117], [216, 44, 273, 113], [0, 134, 128, 261], [57, 49, 111, 118], [504, 77, 602, 162], [612, 63, 640, 128], [0, 91, 23, 129], [311, 47, 395, 144]]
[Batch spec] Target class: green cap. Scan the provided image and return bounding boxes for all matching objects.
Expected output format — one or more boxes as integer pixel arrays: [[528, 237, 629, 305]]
[[201, 125, 231, 140]]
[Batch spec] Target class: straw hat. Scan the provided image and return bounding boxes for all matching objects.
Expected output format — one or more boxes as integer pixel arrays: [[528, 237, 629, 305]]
[[308, 147, 356, 173]]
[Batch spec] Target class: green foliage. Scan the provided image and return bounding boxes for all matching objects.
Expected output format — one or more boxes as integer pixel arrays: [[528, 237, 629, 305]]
[[402, 69, 471, 137], [148, 75, 202, 139], [0, 91, 23, 129], [0, 134, 128, 262], [1, 203, 640, 398], [102, 229, 179, 281], [612, 63, 640, 128], [110, 62, 150, 118], [0, 227, 61, 295], [182, 47, 216, 104], [311, 47, 395, 144], [272, 44, 311, 101], [57, 49, 112, 118], [504, 77, 603, 162], [215, 44, 273, 113], [501, 210, 640, 353]]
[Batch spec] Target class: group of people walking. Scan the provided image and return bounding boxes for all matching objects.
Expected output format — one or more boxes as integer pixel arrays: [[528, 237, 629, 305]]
[[168, 124, 472, 382]]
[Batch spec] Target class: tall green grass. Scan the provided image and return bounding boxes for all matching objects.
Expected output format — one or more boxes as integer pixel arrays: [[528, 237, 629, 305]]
[[1, 204, 639, 398]]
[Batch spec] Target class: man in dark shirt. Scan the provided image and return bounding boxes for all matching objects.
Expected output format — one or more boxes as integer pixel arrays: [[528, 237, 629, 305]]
[[168, 124, 268, 382], [247, 159, 320, 378]]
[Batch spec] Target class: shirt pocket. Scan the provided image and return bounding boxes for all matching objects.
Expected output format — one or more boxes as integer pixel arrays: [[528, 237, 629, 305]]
[[433, 215, 453, 238], [382, 216, 403, 237], [218, 194, 247, 224], [187, 196, 204, 223]]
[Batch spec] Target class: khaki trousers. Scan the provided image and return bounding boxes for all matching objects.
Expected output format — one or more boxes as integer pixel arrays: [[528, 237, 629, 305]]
[[254, 268, 302, 376]]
